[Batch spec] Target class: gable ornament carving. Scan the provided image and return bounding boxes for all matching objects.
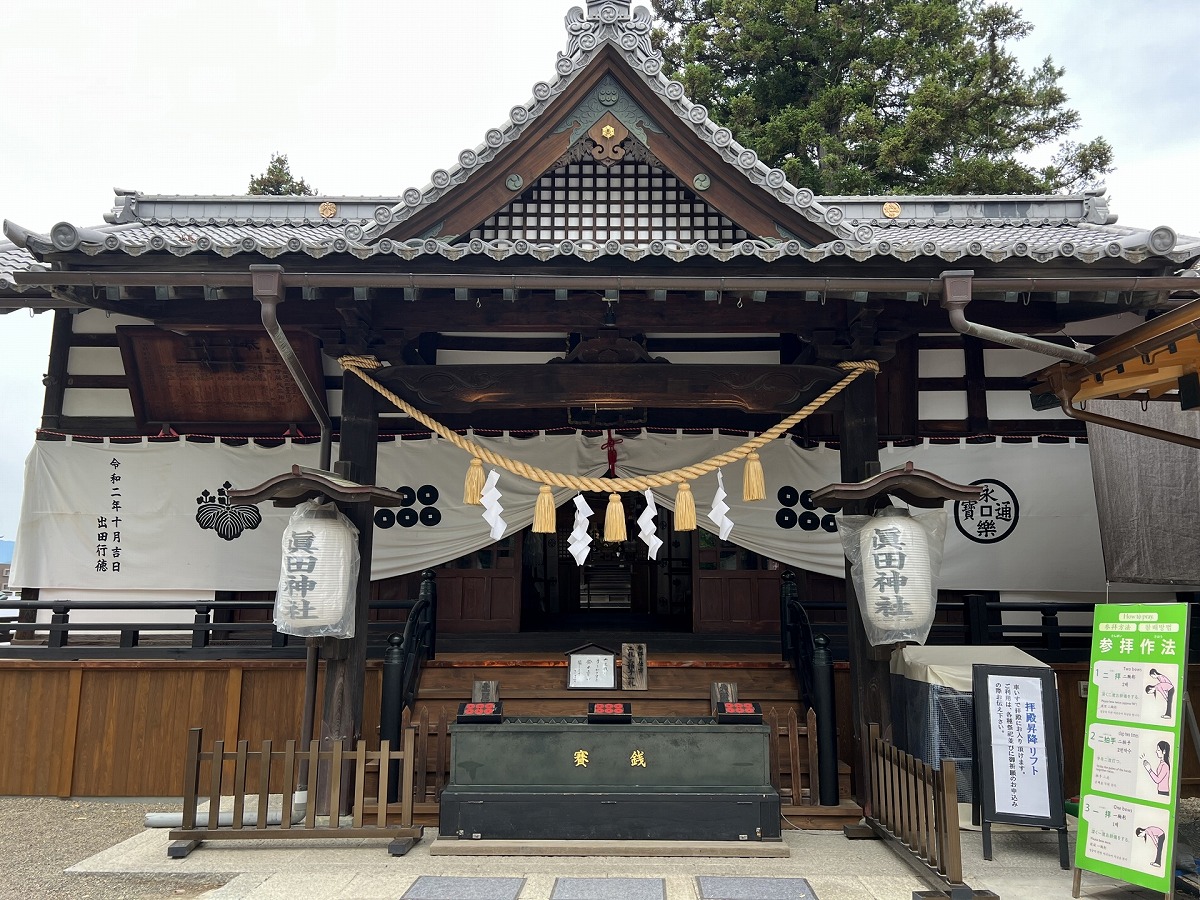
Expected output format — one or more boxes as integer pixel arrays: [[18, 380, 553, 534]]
[[554, 74, 663, 147], [588, 113, 630, 166]]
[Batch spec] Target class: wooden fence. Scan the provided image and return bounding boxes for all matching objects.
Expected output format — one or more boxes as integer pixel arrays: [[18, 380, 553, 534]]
[[768, 706, 822, 809], [867, 722, 962, 885], [169, 726, 421, 858]]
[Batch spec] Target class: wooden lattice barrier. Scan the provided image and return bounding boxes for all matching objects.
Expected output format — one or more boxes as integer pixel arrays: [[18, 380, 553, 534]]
[[766, 706, 821, 809], [866, 722, 963, 885], [410, 706, 451, 820], [168, 727, 422, 858]]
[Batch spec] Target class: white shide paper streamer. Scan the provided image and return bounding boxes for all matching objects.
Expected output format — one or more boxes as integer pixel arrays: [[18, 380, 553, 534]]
[[480, 469, 507, 540], [638, 489, 663, 559], [708, 470, 734, 540], [567, 494, 594, 565]]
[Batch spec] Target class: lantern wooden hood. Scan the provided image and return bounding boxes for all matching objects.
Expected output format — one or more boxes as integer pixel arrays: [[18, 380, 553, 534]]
[[812, 461, 982, 512], [229, 465, 406, 509]]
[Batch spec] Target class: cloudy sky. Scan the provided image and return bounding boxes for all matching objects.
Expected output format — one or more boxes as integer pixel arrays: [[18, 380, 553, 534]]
[[1, 0, 1198, 539]]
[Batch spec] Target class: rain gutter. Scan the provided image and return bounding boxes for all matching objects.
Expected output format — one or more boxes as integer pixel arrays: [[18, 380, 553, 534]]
[[939, 270, 1097, 365], [251, 265, 332, 471]]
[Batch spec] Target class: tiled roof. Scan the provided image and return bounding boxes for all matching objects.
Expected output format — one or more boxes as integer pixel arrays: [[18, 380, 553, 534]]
[[19, 216, 1189, 267], [0, 242, 45, 291], [3, 0, 1198, 274], [5, 0, 1196, 271]]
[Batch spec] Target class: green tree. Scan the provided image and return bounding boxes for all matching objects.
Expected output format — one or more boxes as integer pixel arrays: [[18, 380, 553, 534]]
[[247, 153, 315, 196], [652, 0, 1113, 195]]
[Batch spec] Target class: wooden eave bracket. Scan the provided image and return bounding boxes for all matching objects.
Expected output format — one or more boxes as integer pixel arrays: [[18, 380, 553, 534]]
[[228, 464, 406, 509], [811, 461, 983, 510], [1028, 295, 1200, 398], [1040, 367, 1200, 450]]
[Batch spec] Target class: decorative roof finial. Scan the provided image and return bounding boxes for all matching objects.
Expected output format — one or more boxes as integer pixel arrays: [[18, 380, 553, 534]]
[[586, 1, 632, 21]]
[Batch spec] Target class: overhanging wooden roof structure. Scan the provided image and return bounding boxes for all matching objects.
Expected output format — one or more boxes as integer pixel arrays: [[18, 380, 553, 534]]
[[1027, 286, 1200, 447]]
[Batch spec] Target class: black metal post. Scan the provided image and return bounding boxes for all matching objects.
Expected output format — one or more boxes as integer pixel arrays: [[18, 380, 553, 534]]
[[780, 571, 797, 661], [379, 633, 405, 803], [813, 634, 840, 806], [419, 571, 437, 659], [191, 605, 211, 649], [48, 604, 69, 649], [964, 593, 989, 646], [1042, 606, 1062, 651]]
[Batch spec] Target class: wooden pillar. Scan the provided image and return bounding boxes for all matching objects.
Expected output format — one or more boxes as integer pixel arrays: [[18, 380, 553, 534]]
[[318, 371, 379, 812], [41, 309, 73, 430], [839, 370, 891, 812]]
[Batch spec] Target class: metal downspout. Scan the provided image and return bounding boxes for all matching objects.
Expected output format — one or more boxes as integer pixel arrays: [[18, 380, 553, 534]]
[[939, 270, 1097, 365], [251, 265, 333, 471]]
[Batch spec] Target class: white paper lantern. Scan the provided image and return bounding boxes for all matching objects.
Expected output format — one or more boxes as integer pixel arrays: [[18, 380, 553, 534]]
[[838, 507, 946, 646], [273, 500, 359, 637]]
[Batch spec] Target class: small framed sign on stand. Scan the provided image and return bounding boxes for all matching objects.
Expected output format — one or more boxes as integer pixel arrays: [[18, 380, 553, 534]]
[[972, 663, 1069, 869], [566, 643, 616, 690]]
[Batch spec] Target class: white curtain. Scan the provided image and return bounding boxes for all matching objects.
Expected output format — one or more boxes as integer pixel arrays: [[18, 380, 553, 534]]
[[12, 432, 1106, 593]]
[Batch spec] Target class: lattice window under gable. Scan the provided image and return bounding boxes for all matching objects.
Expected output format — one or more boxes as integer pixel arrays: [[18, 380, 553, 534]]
[[467, 158, 751, 245]]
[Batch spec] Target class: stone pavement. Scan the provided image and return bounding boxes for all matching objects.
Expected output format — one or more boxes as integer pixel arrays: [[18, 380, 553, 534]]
[[67, 822, 1165, 900]]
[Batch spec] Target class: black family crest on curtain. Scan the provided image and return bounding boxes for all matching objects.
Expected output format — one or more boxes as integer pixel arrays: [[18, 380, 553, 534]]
[[195, 481, 263, 541], [954, 479, 1019, 544], [374, 484, 443, 529]]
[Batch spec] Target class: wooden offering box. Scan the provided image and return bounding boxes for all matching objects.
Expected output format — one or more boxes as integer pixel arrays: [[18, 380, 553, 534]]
[[439, 716, 781, 841]]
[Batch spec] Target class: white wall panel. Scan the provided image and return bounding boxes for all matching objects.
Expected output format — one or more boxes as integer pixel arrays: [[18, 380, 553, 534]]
[[62, 388, 134, 418], [437, 350, 565, 364], [984, 347, 1060, 377], [67, 347, 125, 376], [986, 391, 1067, 420], [72, 311, 152, 334], [919, 349, 964, 378], [918, 391, 967, 420]]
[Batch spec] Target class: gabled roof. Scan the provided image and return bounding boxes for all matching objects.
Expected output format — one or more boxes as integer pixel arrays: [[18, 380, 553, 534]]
[[351, 2, 850, 248], [3, 1, 1199, 274]]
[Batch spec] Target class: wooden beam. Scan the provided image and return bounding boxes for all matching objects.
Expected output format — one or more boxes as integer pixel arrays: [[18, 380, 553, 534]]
[[138, 294, 1101, 337], [319, 373, 380, 815], [838, 369, 889, 815], [41, 310, 73, 431], [962, 335, 988, 432], [371, 363, 842, 413]]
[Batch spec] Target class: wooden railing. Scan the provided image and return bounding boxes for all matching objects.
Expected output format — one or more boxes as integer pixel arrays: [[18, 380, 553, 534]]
[[0, 572, 436, 660], [867, 722, 962, 885], [168, 726, 422, 858], [782, 584, 1200, 664]]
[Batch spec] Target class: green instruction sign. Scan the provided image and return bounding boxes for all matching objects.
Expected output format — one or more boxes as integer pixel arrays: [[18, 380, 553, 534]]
[[1076, 603, 1189, 893]]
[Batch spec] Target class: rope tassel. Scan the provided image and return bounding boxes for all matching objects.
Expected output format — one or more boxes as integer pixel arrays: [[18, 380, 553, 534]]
[[743, 451, 765, 502], [674, 483, 697, 531], [604, 493, 627, 542], [464, 457, 484, 505], [533, 485, 556, 533]]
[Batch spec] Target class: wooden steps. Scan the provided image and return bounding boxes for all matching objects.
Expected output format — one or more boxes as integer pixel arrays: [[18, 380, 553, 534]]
[[361, 652, 862, 831]]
